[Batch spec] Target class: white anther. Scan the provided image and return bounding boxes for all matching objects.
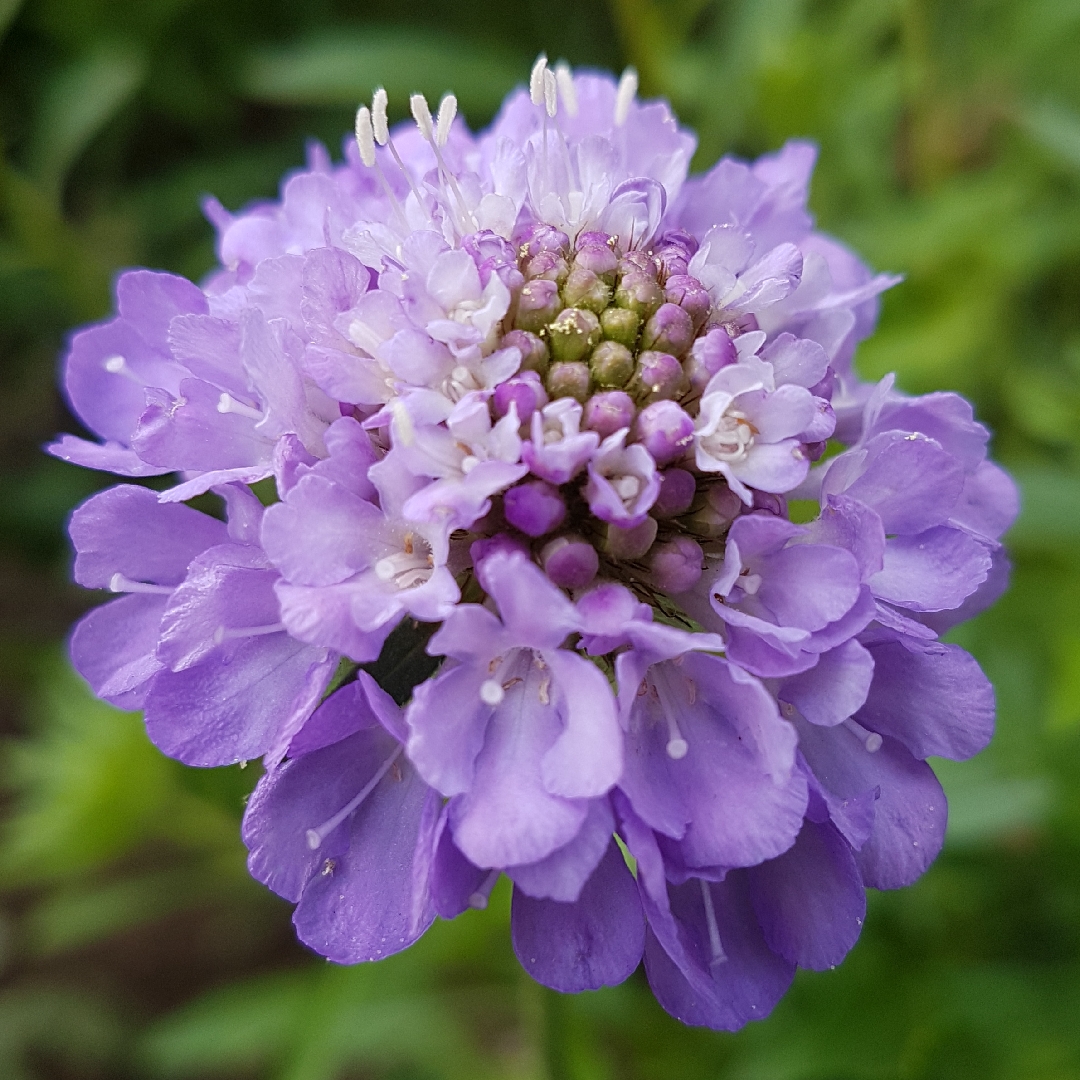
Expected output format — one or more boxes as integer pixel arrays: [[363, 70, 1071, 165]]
[[740, 572, 762, 596], [372, 87, 390, 145], [103, 355, 126, 373], [468, 868, 501, 910], [410, 93, 434, 141], [543, 68, 558, 118], [554, 62, 577, 116], [529, 54, 548, 107], [216, 393, 263, 421], [845, 718, 883, 753], [354, 106, 377, 167], [614, 66, 638, 126], [435, 93, 457, 147], [666, 737, 689, 760], [460, 455, 480, 474], [613, 475, 642, 502], [479, 679, 505, 706]]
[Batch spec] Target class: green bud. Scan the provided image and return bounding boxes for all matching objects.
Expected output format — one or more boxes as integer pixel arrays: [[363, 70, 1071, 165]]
[[548, 307, 601, 364], [615, 271, 664, 319], [589, 340, 634, 388], [601, 306, 641, 348], [561, 267, 612, 314], [546, 361, 592, 403]]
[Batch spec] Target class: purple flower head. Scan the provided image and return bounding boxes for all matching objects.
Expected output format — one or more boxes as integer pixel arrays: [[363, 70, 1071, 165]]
[[55, 56, 1016, 1031]]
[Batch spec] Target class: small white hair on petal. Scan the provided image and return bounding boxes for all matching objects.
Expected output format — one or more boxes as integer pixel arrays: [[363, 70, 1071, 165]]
[[410, 92, 435, 141], [543, 67, 557, 118], [554, 61, 578, 116], [354, 105, 376, 166], [529, 54, 548, 107], [372, 87, 390, 145], [614, 66, 638, 126], [435, 93, 457, 147]]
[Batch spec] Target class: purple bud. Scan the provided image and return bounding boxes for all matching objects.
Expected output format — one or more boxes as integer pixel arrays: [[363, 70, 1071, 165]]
[[604, 517, 658, 561], [685, 481, 742, 537], [515, 278, 562, 332], [541, 536, 599, 589], [654, 249, 689, 279], [809, 367, 836, 400], [583, 391, 635, 439], [641, 302, 695, 357], [664, 274, 712, 332], [523, 250, 569, 283], [634, 400, 694, 466], [504, 480, 567, 537], [514, 223, 570, 260], [618, 251, 658, 279], [464, 230, 519, 289], [615, 271, 664, 318], [655, 229, 699, 259], [631, 350, 687, 404], [573, 240, 619, 280], [685, 328, 736, 393], [752, 490, 788, 516], [493, 370, 548, 422], [500, 329, 549, 374], [471, 533, 531, 568], [649, 536, 703, 593], [653, 467, 696, 517], [805, 440, 828, 462]]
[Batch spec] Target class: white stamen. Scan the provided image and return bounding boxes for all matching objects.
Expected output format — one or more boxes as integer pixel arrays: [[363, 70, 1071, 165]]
[[614, 67, 638, 126], [374, 548, 433, 590], [354, 106, 377, 167], [479, 679, 505, 706], [468, 868, 501, 910], [213, 622, 285, 645], [613, 474, 642, 502], [103, 355, 126, 373], [410, 93, 434, 141], [740, 572, 762, 596], [372, 88, 390, 145], [700, 879, 728, 969], [435, 93, 457, 147], [305, 746, 403, 850], [529, 55, 548, 107], [217, 393, 263, 421], [543, 68, 557, 118], [108, 573, 172, 595], [554, 62, 577, 116], [845, 718, 883, 753]]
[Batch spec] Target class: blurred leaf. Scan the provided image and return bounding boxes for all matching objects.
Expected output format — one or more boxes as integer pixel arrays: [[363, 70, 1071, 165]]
[[934, 757, 1053, 846], [0, 0, 24, 43], [1017, 99, 1080, 172], [1007, 466, 1080, 552], [27, 40, 147, 199], [241, 29, 526, 117]]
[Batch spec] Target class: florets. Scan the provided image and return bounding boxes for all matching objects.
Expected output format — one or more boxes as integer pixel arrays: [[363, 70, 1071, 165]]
[[52, 56, 1017, 1033]]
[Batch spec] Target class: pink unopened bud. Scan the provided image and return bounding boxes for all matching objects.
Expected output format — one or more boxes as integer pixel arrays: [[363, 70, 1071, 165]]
[[664, 274, 712, 332], [641, 302, 695, 358], [504, 480, 567, 537], [685, 328, 736, 393], [653, 467, 696, 517], [605, 517, 658, 561], [493, 370, 548, 422], [583, 391, 636, 439]]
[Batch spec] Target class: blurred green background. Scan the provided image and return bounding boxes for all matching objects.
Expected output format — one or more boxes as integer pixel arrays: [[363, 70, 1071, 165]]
[[1, 0, 1080, 1076]]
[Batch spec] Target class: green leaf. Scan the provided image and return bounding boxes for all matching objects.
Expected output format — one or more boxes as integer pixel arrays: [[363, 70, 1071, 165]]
[[1006, 466, 1080, 552], [27, 40, 147, 199], [1017, 100, 1080, 173], [241, 29, 525, 118]]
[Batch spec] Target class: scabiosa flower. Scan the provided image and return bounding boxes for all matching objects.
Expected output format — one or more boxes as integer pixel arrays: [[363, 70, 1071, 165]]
[[54, 55, 1017, 1030]]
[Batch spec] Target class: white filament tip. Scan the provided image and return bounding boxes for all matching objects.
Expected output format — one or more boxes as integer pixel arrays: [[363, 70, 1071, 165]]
[[305, 829, 322, 851], [435, 93, 457, 147], [374, 557, 397, 582], [543, 68, 557, 118], [865, 732, 883, 753], [529, 54, 548, 107], [554, 62, 578, 117], [103, 355, 126, 373], [479, 679, 505, 706], [468, 890, 489, 910], [410, 93, 434, 140], [615, 66, 638, 126], [666, 737, 689, 760], [372, 87, 390, 145], [108, 573, 124, 593], [354, 106, 376, 167]]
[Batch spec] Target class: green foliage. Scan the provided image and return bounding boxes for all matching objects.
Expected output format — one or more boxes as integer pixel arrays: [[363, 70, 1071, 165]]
[[1, 0, 1080, 1077]]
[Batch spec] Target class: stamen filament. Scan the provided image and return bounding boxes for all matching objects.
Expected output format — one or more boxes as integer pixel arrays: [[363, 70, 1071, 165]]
[[468, 868, 501, 910], [700, 879, 728, 969], [217, 393, 264, 421], [109, 573, 172, 595], [844, 718, 883, 753], [102, 355, 143, 384], [306, 746, 403, 850], [213, 622, 285, 645]]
